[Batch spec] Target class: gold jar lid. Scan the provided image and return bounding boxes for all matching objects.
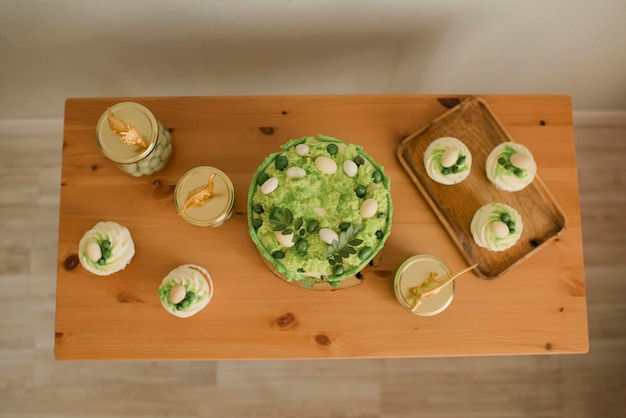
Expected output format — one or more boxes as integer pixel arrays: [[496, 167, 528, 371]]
[[96, 102, 158, 164], [175, 166, 235, 227], [394, 254, 455, 316]]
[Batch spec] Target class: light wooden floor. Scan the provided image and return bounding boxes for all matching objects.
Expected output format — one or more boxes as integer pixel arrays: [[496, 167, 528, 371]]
[[1, 115, 624, 418]]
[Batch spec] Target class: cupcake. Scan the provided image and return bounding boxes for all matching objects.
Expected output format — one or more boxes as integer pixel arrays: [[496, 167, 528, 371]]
[[78, 221, 135, 276], [158, 264, 213, 318], [486, 142, 537, 191], [423, 137, 472, 185], [470, 203, 523, 252]]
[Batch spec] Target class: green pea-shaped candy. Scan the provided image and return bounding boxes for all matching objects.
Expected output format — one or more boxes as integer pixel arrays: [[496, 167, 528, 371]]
[[295, 240, 308, 254], [500, 213, 512, 223], [375, 230, 384, 239], [275, 155, 288, 171], [252, 219, 263, 229], [256, 172, 269, 186], [272, 250, 285, 259], [326, 144, 338, 155], [372, 171, 383, 183], [358, 246, 373, 260], [101, 240, 111, 249], [332, 265, 344, 276], [97, 258, 106, 266], [307, 219, 320, 233], [355, 185, 366, 198], [498, 157, 507, 166], [338, 222, 351, 231], [354, 156, 365, 166]]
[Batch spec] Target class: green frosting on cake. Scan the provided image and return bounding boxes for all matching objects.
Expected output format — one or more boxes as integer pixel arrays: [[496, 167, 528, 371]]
[[247, 135, 392, 288]]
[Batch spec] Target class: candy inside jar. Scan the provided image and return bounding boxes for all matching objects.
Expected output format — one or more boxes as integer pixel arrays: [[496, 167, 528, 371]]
[[96, 102, 173, 177]]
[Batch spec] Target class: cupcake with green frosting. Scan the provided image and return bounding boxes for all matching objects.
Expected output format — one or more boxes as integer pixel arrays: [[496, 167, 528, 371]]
[[78, 221, 135, 276], [486, 142, 537, 192], [158, 264, 213, 318], [470, 203, 523, 252], [248, 135, 392, 289], [423, 137, 472, 185]]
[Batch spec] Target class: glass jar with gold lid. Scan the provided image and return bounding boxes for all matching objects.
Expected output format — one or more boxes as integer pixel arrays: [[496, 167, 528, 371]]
[[175, 166, 235, 227], [394, 254, 455, 316], [95, 102, 173, 177]]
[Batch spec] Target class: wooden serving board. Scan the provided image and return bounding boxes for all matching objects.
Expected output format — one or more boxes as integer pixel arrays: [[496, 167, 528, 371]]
[[397, 97, 566, 279]]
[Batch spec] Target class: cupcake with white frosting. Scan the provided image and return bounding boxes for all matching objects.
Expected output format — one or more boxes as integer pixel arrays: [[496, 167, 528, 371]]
[[470, 203, 523, 252], [78, 221, 135, 276], [486, 142, 537, 191], [423, 137, 472, 185], [158, 264, 213, 318]]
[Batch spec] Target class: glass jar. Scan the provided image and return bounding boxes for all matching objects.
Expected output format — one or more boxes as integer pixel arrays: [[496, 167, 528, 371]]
[[95, 102, 173, 176], [174, 166, 235, 227], [394, 254, 455, 316]]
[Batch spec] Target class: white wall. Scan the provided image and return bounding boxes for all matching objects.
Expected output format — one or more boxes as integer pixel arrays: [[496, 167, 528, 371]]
[[1, 0, 625, 119]]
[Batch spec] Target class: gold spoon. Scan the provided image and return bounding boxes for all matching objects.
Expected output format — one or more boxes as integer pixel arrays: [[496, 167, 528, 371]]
[[410, 263, 479, 312]]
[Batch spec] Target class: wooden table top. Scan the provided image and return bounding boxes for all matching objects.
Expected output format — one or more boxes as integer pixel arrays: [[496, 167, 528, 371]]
[[55, 95, 588, 360]]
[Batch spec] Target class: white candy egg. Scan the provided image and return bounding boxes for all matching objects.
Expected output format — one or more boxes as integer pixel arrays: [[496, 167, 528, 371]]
[[440, 148, 459, 168], [314, 207, 327, 217], [490, 221, 510, 238], [86, 241, 102, 262], [295, 144, 310, 156], [315, 156, 337, 175], [343, 160, 358, 177], [319, 228, 339, 245], [275, 231, 296, 247], [168, 285, 186, 304], [286, 167, 306, 178], [360, 198, 378, 219], [261, 177, 279, 194], [510, 153, 532, 169]]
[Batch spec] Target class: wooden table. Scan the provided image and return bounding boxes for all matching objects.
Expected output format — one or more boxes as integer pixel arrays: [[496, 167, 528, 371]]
[[55, 95, 588, 360]]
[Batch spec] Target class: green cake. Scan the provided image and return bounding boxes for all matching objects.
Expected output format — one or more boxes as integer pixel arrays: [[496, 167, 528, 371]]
[[247, 135, 392, 290]]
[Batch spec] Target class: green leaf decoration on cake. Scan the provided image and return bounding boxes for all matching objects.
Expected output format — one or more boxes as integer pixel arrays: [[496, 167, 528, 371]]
[[269, 207, 305, 241], [325, 225, 364, 264]]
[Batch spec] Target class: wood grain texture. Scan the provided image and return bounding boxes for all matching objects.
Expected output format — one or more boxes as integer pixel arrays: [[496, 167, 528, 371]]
[[55, 95, 587, 360], [398, 97, 566, 279]]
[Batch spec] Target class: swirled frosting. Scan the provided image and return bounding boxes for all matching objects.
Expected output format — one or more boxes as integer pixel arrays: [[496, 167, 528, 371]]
[[486, 142, 537, 191], [78, 221, 135, 276], [158, 264, 213, 318], [423, 137, 472, 185], [470, 203, 523, 252]]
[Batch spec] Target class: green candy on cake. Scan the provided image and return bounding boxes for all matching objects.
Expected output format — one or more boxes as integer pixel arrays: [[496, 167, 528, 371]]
[[247, 134, 392, 289]]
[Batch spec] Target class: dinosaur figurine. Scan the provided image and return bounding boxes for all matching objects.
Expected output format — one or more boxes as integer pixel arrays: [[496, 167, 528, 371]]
[[107, 109, 148, 148], [180, 173, 217, 215]]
